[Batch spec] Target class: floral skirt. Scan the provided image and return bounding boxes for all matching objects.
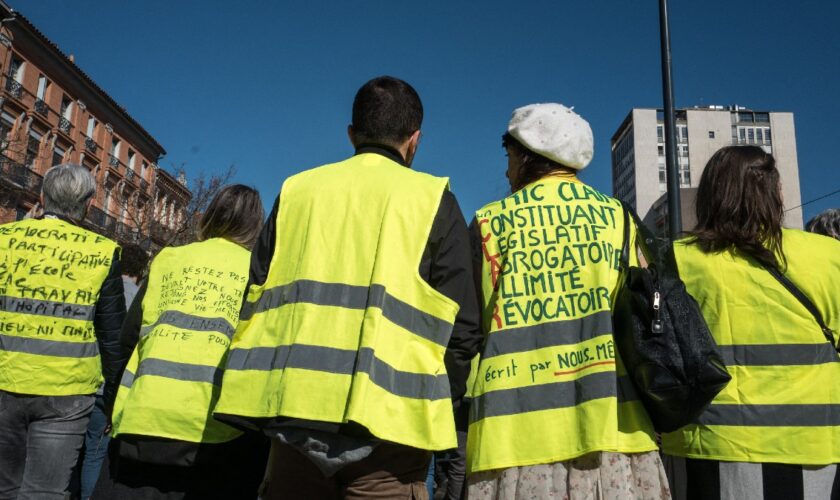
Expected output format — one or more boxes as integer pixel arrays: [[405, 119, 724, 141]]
[[467, 451, 671, 500]]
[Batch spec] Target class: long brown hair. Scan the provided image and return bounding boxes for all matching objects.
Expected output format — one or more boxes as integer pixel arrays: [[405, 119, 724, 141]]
[[503, 132, 576, 192], [198, 184, 264, 249], [690, 146, 786, 269]]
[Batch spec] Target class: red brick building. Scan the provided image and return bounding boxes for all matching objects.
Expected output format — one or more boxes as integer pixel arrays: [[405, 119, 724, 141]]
[[0, 2, 191, 249]]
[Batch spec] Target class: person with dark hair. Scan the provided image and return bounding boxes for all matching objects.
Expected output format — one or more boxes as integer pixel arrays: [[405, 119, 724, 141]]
[[77, 243, 149, 499], [661, 146, 840, 500], [0, 164, 126, 499], [92, 185, 268, 499], [465, 104, 669, 498], [213, 76, 481, 499], [806, 208, 840, 240]]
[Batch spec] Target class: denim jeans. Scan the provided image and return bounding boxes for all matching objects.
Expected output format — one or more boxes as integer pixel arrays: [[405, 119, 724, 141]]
[[79, 394, 110, 499], [0, 390, 94, 500]]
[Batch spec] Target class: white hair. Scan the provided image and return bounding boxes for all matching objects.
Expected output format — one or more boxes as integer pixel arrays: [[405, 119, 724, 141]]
[[41, 163, 96, 221]]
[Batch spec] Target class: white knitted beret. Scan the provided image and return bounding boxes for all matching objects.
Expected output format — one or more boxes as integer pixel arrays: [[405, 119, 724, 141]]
[[507, 103, 594, 170]]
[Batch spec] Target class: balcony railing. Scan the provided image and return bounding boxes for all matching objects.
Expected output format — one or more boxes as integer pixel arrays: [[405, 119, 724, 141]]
[[86, 206, 117, 233], [34, 99, 48, 116], [109, 154, 120, 168], [4, 78, 22, 99], [84, 136, 98, 153], [126, 168, 135, 181], [140, 178, 149, 191], [0, 159, 43, 193], [58, 116, 72, 134]]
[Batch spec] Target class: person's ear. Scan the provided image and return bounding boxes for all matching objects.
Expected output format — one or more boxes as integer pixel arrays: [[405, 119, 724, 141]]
[[347, 125, 356, 148], [409, 129, 421, 148]]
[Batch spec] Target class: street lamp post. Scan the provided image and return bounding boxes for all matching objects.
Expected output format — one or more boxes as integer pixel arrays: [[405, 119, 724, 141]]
[[659, 0, 682, 238]]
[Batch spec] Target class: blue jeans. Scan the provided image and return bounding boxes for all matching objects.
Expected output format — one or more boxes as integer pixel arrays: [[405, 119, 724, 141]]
[[0, 390, 94, 500], [79, 395, 110, 499], [426, 454, 436, 498]]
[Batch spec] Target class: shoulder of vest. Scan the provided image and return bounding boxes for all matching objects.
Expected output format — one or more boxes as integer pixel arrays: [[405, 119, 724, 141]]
[[476, 198, 503, 219], [285, 155, 448, 191], [783, 228, 840, 256], [158, 238, 248, 258]]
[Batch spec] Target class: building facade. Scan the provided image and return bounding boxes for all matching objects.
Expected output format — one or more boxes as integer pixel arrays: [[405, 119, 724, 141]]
[[611, 106, 803, 237], [0, 2, 190, 249]]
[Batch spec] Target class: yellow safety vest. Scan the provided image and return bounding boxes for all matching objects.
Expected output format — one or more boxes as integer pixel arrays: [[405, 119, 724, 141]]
[[662, 229, 840, 465], [467, 177, 657, 474], [0, 217, 117, 396], [112, 238, 250, 444], [214, 153, 460, 451]]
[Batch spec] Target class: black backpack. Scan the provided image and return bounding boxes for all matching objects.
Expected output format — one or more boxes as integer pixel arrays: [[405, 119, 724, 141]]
[[612, 204, 731, 432]]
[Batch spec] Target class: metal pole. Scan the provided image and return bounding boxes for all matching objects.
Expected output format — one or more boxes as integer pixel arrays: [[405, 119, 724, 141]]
[[659, 0, 682, 238]]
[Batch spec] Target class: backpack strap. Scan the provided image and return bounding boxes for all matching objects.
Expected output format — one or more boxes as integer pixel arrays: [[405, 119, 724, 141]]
[[617, 200, 667, 272], [759, 261, 838, 350]]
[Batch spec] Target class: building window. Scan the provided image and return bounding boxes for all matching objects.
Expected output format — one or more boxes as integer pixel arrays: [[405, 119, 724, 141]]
[[53, 146, 64, 168], [677, 125, 688, 142], [763, 127, 771, 144], [127, 149, 136, 171], [110, 138, 121, 156], [755, 112, 770, 123], [6, 55, 24, 98], [756, 128, 763, 142], [36, 75, 50, 100], [0, 113, 14, 144], [680, 164, 691, 187], [86, 117, 97, 138], [739, 128, 746, 142], [657, 125, 664, 141], [657, 145, 664, 156], [9, 55, 24, 82], [26, 129, 41, 169], [61, 96, 73, 117], [748, 128, 755, 143], [708, 131, 715, 139], [59, 96, 73, 133], [141, 160, 148, 178]]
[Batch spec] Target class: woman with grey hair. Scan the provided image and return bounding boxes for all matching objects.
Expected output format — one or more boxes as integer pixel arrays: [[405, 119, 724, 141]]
[[806, 208, 840, 240], [0, 164, 126, 499]]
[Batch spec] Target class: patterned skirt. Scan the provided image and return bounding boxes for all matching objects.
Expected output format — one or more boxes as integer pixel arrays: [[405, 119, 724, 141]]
[[467, 451, 671, 500]]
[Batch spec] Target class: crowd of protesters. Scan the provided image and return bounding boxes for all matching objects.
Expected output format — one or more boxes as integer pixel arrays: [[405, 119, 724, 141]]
[[0, 76, 838, 500]]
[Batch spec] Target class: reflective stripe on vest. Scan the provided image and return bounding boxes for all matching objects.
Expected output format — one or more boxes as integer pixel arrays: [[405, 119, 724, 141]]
[[662, 230, 840, 465], [467, 179, 657, 474], [0, 217, 117, 396], [225, 345, 450, 400], [120, 358, 224, 388], [140, 310, 236, 340], [240, 280, 451, 346], [0, 332, 98, 357], [214, 153, 460, 451], [111, 238, 250, 444]]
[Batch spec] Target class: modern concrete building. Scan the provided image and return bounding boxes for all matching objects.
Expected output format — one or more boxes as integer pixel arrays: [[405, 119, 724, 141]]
[[0, 1, 191, 249], [611, 106, 803, 237]]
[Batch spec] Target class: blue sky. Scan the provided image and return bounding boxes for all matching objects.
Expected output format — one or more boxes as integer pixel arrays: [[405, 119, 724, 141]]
[[15, 0, 840, 223]]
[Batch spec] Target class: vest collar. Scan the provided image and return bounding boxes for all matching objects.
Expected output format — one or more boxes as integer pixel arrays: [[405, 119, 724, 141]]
[[41, 212, 79, 225], [354, 143, 407, 167]]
